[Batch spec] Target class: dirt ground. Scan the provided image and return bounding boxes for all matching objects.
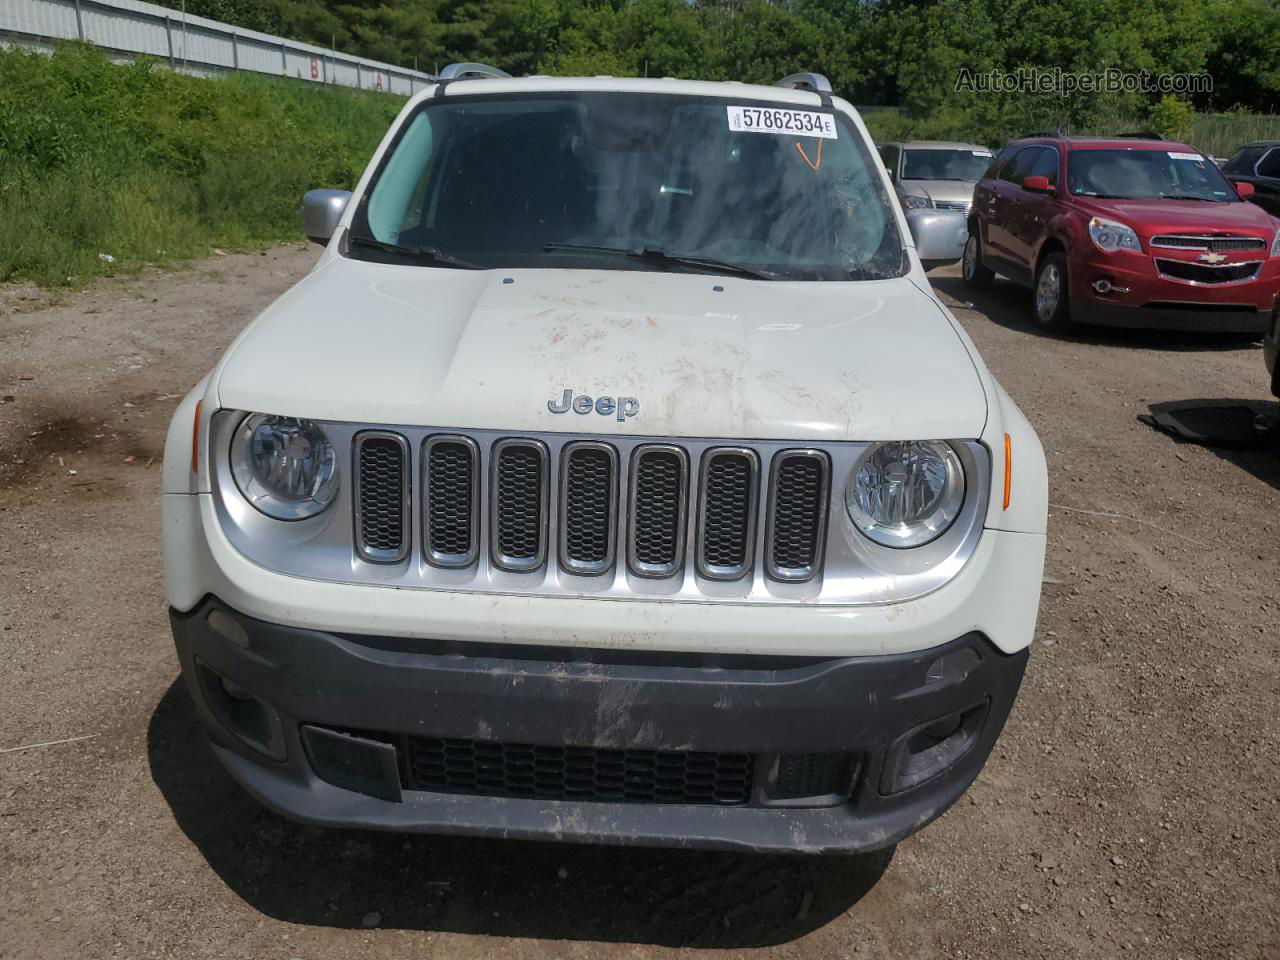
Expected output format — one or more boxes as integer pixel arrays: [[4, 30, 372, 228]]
[[1, 248, 1277, 960]]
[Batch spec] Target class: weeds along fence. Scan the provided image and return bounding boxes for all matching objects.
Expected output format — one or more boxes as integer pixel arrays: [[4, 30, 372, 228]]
[[1192, 113, 1280, 160], [0, 0, 433, 95], [0, 41, 403, 285]]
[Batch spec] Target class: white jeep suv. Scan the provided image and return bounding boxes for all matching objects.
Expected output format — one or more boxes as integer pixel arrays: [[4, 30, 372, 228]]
[[162, 65, 1047, 853]]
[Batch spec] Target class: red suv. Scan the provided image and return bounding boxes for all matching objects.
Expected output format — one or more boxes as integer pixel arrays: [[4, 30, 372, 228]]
[[963, 136, 1280, 334]]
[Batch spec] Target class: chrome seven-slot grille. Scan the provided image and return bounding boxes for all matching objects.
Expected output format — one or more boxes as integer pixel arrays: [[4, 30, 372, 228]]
[[352, 433, 829, 583]]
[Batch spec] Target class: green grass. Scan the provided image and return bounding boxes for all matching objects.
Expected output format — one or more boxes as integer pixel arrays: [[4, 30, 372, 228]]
[[858, 103, 1280, 160], [1189, 112, 1280, 159], [0, 43, 401, 286]]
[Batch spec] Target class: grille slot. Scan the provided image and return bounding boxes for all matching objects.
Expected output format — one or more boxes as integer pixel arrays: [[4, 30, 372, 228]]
[[403, 736, 754, 805], [423, 435, 479, 567], [697, 448, 759, 580], [765, 450, 830, 582], [490, 439, 548, 571], [353, 432, 409, 563], [559, 442, 618, 576], [628, 445, 689, 578], [773, 752, 856, 799], [1151, 234, 1266, 252], [1154, 258, 1261, 285]]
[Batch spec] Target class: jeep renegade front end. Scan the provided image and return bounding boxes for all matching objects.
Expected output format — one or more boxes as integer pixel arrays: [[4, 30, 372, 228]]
[[162, 67, 1047, 853]]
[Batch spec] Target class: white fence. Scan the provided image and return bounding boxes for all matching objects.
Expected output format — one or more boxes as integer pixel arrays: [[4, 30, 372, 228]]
[[0, 0, 434, 95]]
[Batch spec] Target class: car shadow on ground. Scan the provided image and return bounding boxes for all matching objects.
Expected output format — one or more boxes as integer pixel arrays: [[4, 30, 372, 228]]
[[147, 679, 891, 948], [929, 276, 1265, 352], [1139, 398, 1280, 491]]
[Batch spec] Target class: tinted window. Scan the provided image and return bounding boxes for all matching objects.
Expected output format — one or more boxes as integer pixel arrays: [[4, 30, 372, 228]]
[[901, 148, 994, 181], [1257, 148, 1280, 179], [353, 92, 905, 282], [1224, 146, 1267, 175], [1028, 147, 1059, 186], [1067, 149, 1237, 201], [878, 144, 900, 177], [985, 146, 1014, 180], [999, 147, 1043, 184]]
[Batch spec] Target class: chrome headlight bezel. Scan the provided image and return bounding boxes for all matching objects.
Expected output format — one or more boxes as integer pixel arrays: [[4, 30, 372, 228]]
[[230, 413, 340, 520], [843, 440, 966, 549], [1088, 215, 1141, 254], [207, 414, 992, 606], [902, 193, 933, 209]]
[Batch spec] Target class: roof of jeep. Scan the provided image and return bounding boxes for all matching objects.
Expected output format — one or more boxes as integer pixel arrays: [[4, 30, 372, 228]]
[[407, 75, 845, 110]]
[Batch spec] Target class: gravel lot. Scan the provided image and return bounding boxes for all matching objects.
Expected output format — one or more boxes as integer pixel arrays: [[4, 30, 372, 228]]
[[1, 249, 1277, 960]]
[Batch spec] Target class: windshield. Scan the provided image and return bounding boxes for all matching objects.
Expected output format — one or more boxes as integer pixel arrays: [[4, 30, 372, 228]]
[[1067, 149, 1237, 201], [901, 148, 992, 181], [350, 92, 905, 281]]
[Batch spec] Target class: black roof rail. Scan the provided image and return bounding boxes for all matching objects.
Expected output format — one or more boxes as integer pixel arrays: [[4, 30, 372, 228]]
[[1114, 131, 1163, 139], [775, 72, 832, 95], [436, 62, 510, 81]]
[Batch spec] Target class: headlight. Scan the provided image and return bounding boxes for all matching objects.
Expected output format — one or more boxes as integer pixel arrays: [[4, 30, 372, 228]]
[[844, 441, 965, 548], [1088, 216, 1141, 253], [230, 413, 338, 520], [1271, 231, 1280, 257], [902, 194, 933, 209]]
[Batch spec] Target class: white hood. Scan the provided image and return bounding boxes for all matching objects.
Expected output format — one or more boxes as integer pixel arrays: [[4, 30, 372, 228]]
[[213, 258, 987, 442]]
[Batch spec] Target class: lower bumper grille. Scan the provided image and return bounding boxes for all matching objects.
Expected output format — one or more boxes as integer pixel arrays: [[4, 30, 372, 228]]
[[403, 736, 755, 805], [1155, 258, 1261, 285]]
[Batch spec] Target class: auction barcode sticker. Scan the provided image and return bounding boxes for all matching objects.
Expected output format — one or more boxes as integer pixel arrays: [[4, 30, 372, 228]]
[[1168, 151, 1204, 161], [726, 106, 838, 139]]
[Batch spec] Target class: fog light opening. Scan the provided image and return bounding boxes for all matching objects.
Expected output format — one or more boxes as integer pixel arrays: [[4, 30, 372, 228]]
[[1092, 278, 1129, 295], [880, 699, 990, 795], [194, 659, 286, 761]]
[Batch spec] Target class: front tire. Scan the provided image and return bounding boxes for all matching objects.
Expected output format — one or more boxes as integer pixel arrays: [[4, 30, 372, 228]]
[[1032, 252, 1073, 333], [962, 232, 994, 289]]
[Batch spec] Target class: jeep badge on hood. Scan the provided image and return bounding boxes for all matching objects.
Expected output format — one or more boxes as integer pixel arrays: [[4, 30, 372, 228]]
[[547, 389, 640, 422]]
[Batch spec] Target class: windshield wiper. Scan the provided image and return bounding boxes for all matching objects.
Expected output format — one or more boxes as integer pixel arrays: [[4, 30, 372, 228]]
[[348, 233, 481, 269], [544, 242, 781, 280], [1159, 194, 1219, 202]]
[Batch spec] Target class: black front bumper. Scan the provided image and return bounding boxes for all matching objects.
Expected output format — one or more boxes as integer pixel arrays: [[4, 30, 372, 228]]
[[171, 598, 1028, 853], [1076, 298, 1272, 333]]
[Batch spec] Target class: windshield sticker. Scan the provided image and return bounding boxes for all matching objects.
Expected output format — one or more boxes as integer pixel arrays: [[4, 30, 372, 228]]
[[727, 106, 837, 139], [1168, 151, 1204, 161]]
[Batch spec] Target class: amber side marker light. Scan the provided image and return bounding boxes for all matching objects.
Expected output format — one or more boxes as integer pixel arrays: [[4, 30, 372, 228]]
[[192, 400, 203, 474], [1002, 433, 1012, 510]]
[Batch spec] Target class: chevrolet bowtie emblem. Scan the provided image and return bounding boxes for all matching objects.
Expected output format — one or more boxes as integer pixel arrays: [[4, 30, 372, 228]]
[[1198, 252, 1228, 264]]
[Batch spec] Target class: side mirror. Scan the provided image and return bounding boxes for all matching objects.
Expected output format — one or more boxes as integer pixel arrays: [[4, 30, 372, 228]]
[[301, 189, 352, 245], [1022, 175, 1052, 193], [905, 208, 968, 270], [1231, 180, 1256, 199]]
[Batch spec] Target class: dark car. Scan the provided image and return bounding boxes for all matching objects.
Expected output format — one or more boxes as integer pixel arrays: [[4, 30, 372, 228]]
[[1221, 141, 1280, 218], [963, 136, 1280, 334]]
